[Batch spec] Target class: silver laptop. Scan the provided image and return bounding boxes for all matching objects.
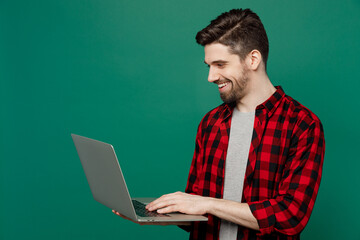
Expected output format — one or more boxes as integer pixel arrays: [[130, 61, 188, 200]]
[[71, 134, 208, 223]]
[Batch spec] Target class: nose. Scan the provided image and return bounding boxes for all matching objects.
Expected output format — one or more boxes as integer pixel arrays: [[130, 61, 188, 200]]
[[207, 66, 220, 83]]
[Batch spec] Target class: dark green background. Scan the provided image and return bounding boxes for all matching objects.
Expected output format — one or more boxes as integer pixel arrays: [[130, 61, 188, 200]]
[[1, 0, 359, 239]]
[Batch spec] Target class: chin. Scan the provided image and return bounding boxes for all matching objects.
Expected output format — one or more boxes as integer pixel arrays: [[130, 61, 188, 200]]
[[220, 95, 233, 104], [220, 91, 243, 104]]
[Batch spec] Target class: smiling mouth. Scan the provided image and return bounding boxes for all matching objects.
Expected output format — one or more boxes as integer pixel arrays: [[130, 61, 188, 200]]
[[218, 82, 230, 89]]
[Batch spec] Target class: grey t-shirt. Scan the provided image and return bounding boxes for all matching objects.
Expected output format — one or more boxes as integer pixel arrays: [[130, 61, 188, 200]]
[[219, 108, 255, 240]]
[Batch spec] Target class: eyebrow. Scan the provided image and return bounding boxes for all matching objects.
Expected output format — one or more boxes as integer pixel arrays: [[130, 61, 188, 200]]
[[204, 60, 229, 65]]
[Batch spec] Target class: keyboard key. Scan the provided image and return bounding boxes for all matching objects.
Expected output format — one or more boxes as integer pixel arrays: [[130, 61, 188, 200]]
[[132, 200, 169, 217]]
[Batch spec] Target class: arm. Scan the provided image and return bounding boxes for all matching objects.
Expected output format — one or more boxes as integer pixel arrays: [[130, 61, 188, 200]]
[[146, 192, 259, 230], [208, 199, 259, 230], [247, 119, 325, 236], [184, 123, 203, 195]]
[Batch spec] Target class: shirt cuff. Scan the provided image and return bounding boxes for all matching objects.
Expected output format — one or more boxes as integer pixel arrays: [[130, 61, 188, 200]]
[[249, 199, 276, 236]]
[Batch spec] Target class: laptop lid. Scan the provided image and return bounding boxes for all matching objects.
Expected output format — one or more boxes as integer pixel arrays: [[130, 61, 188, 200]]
[[71, 134, 137, 221]]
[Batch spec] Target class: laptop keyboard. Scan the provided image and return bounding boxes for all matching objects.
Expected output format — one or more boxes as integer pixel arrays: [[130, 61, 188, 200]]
[[132, 200, 169, 217]]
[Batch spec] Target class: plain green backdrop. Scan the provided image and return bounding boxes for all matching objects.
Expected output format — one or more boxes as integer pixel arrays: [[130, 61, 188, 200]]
[[1, 0, 359, 239]]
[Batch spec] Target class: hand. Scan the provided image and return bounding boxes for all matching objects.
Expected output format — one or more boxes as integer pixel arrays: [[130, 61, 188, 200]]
[[146, 191, 211, 215], [112, 210, 136, 222]]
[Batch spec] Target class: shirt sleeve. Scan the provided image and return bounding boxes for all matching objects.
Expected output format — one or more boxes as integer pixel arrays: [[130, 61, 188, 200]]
[[185, 123, 203, 195], [179, 124, 204, 233], [248, 118, 325, 236]]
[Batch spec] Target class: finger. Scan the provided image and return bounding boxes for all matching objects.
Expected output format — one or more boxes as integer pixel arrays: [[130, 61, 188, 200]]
[[146, 196, 166, 209], [148, 198, 179, 211], [113, 211, 127, 218], [146, 193, 177, 209], [148, 192, 189, 211], [157, 205, 177, 214]]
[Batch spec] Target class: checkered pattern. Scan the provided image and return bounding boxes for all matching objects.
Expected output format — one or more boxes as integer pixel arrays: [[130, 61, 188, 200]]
[[185, 86, 325, 240]]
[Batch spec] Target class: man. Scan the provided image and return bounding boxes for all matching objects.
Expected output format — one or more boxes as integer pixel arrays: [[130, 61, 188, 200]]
[[116, 8, 325, 240]]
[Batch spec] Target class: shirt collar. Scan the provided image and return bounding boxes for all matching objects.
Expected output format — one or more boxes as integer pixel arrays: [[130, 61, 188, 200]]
[[220, 85, 286, 121]]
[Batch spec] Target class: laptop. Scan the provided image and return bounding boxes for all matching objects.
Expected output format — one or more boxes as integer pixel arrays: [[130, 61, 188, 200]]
[[71, 134, 208, 223]]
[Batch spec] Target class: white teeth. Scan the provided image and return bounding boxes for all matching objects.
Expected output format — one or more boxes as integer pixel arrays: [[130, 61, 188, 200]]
[[218, 83, 228, 88]]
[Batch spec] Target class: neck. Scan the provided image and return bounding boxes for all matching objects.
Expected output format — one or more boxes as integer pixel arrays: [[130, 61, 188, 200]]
[[235, 73, 276, 113]]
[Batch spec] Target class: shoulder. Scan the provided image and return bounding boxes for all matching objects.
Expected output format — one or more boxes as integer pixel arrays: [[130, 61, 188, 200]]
[[282, 94, 324, 135], [198, 103, 228, 129]]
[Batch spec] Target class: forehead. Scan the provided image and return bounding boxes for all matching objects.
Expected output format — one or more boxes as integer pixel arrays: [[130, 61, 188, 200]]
[[204, 43, 239, 64]]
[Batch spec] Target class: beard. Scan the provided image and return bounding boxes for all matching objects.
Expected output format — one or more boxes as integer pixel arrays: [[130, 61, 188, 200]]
[[219, 68, 249, 104]]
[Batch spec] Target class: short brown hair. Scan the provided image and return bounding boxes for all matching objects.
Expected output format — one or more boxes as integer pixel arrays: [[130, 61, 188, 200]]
[[196, 9, 269, 69]]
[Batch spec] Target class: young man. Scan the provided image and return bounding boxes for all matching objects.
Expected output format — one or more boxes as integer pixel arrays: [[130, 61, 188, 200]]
[[118, 8, 325, 240]]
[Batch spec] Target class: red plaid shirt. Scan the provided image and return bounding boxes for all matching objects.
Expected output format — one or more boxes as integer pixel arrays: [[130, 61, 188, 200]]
[[185, 86, 325, 240]]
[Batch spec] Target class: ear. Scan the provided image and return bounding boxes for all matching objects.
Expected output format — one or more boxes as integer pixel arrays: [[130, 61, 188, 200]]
[[245, 49, 262, 71]]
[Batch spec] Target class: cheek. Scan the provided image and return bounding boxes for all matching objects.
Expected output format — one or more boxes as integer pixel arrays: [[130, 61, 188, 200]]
[[220, 69, 234, 79], [224, 70, 242, 81], [224, 64, 243, 78]]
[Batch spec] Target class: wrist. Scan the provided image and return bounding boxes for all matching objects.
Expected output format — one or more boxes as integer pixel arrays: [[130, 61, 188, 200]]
[[205, 197, 218, 215]]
